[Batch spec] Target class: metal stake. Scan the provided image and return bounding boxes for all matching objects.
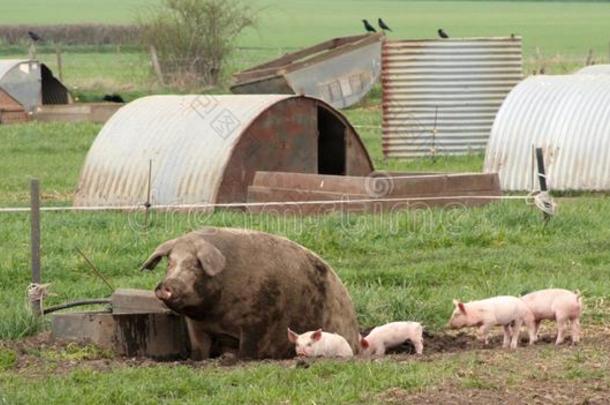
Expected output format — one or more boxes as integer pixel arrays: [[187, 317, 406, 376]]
[[535, 147, 552, 223], [30, 179, 41, 316]]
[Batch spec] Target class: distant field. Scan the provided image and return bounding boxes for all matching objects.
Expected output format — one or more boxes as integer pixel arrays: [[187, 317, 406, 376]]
[[0, 1, 609, 56]]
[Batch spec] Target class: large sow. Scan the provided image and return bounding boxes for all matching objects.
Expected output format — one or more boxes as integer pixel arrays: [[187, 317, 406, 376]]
[[141, 227, 360, 359]]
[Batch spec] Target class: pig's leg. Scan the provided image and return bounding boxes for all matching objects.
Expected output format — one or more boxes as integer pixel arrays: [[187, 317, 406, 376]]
[[570, 318, 581, 345], [510, 319, 523, 349], [477, 323, 491, 345], [413, 338, 424, 355], [186, 318, 212, 360], [534, 320, 541, 340], [502, 325, 512, 348], [238, 328, 260, 359], [555, 316, 568, 345], [526, 319, 537, 345]]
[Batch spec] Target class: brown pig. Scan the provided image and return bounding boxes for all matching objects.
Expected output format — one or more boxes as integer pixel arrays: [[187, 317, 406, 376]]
[[141, 227, 360, 360]]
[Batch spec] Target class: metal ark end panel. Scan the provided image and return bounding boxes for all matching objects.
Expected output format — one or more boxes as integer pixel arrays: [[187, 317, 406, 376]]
[[74, 95, 295, 207], [484, 75, 610, 191], [382, 37, 523, 158], [0, 59, 42, 112]]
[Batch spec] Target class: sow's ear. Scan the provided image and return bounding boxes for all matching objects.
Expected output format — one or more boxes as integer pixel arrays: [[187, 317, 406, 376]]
[[360, 337, 370, 349], [141, 239, 177, 271], [311, 329, 323, 341], [195, 238, 226, 277]]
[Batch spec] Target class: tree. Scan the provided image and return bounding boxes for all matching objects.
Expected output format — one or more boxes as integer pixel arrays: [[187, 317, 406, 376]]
[[139, 0, 256, 88]]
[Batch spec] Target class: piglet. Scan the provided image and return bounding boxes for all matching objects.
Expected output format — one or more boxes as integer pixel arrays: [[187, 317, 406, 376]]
[[447, 296, 536, 349], [287, 328, 353, 358], [360, 321, 424, 355], [521, 288, 582, 345]]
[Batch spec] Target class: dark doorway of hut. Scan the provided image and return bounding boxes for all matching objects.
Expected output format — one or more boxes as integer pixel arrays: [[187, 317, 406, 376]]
[[317, 106, 346, 175]]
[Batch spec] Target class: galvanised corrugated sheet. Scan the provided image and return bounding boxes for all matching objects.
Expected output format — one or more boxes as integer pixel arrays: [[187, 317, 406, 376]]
[[484, 75, 610, 191], [576, 64, 610, 75], [382, 37, 522, 158], [0, 59, 41, 112], [74, 94, 295, 207]]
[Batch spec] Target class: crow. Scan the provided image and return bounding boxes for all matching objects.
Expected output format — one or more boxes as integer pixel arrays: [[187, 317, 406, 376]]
[[362, 19, 376, 33], [378, 18, 392, 32], [103, 94, 125, 103], [438, 29, 449, 39], [28, 31, 42, 42]]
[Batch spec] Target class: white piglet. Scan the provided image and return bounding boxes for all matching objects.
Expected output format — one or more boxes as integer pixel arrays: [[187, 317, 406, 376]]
[[521, 288, 582, 345], [360, 321, 424, 355], [287, 328, 354, 358], [447, 296, 536, 349]]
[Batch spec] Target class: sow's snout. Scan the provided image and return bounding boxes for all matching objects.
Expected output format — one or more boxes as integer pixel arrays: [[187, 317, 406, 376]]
[[154, 279, 187, 308]]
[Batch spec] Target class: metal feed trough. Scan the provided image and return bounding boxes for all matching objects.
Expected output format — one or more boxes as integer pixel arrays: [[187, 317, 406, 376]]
[[231, 33, 384, 109], [51, 289, 190, 360]]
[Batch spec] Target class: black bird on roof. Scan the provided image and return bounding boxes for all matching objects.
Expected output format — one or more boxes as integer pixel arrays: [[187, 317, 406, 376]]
[[438, 29, 449, 39], [378, 18, 392, 32], [28, 31, 42, 42], [362, 19, 376, 33], [103, 94, 125, 103]]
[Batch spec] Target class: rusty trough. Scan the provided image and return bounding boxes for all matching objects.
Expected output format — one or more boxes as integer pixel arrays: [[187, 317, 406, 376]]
[[246, 171, 501, 215], [51, 289, 189, 360]]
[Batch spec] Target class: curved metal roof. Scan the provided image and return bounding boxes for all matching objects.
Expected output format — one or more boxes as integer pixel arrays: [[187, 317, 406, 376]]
[[484, 75, 610, 191], [576, 64, 610, 75], [75, 94, 295, 207]]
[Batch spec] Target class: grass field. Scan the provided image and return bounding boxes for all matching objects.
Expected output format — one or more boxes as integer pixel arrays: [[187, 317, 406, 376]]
[[1, 0, 610, 95], [1, 117, 610, 401]]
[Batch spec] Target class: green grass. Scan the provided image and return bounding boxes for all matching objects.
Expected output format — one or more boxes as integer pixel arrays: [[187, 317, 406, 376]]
[[1, 0, 609, 57]]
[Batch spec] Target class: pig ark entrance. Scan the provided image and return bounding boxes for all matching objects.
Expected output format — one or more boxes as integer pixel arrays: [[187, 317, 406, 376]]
[[317, 106, 346, 175]]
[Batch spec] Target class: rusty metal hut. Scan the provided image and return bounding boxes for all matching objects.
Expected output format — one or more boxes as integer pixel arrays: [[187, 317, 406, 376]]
[[74, 95, 374, 208], [0, 59, 71, 113]]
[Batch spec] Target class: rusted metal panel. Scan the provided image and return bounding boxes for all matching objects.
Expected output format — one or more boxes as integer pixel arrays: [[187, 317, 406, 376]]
[[247, 171, 500, 215], [74, 95, 374, 208], [0, 88, 27, 124], [484, 75, 610, 191], [231, 34, 383, 109], [382, 37, 523, 158]]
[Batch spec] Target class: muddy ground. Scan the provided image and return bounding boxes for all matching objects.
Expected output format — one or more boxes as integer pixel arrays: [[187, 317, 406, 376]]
[[2, 324, 610, 404]]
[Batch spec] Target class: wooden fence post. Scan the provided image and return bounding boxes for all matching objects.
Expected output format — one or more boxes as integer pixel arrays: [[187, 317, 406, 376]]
[[55, 45, 63, 81], [150, 45, 165, 86]]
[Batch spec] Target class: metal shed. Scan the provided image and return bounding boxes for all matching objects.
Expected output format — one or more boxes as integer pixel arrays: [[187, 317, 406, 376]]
[[0, 59, 71, 112], [382, 37, 522, 158], [576, 64, 610, 75], [231, 33, 383, 109], [74, 95, 374, 207], [484, 75, 610, 191]]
